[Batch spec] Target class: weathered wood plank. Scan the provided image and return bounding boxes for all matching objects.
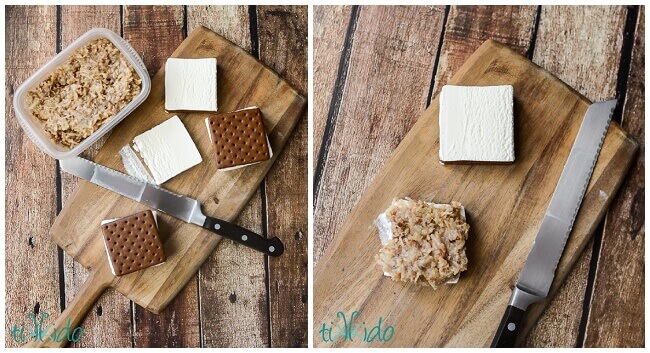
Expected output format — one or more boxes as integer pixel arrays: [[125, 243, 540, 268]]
[[186, 5, 252, 52], [583, 6, 645, 348], [525, 244, 593, 347], [431, 5, 537, 96], [123, 5, 185, 77], [257, 5, 308, 347], [313, 6, 446, 264], [523, 5, 627, 347], [132, 279, 201, 347], [313, 5, 352, 167], [5, 5, 60, 348], [186, 6, 269, 348], [198, 193, 268, 348], [122, 5, 200, 347], [57, 5, 133, 348]]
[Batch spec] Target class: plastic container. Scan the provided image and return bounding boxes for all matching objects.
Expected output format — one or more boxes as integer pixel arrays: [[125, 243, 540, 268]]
[[13, 28, 151, 159]]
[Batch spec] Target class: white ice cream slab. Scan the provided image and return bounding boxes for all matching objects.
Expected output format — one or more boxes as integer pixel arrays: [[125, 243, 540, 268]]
[[132, 115, 202, 184], [165, 58, 218, 112], [439, 85, 514, 163]]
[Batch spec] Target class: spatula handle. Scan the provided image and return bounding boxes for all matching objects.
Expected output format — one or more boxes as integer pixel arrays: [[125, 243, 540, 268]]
[[203, 216, 284, 256], [22, 266, 113, 347]]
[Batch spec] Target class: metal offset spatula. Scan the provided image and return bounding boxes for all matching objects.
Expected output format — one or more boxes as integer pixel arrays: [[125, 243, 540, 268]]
[[491, 100, 616, 347], [60, 157, 284, 257]]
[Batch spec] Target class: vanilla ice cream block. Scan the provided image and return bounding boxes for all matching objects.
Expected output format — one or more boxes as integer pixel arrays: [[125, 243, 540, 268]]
[[439, 85, 514, 164], [375, 198, 469, 288], [165, 58, 218, 112], [132, 115, 202, 184]]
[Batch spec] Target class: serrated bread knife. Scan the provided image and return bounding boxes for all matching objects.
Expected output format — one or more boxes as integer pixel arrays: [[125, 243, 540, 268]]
[[60, 157, 284, 257], [491, 100, 616, 347]]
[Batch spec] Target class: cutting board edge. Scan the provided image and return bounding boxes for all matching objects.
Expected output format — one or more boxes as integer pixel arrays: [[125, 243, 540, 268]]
[[513, 134, 638, 346], [184, 26, 306, 101]]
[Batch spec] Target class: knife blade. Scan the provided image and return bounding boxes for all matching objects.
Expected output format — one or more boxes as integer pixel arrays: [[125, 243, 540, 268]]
[[491, 99, 615, 347], [60, 157, 284, 257]]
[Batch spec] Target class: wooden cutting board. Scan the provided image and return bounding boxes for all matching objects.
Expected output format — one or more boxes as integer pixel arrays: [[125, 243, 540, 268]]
[[313, 40, 637, 347], [48, 25, 304, 322]]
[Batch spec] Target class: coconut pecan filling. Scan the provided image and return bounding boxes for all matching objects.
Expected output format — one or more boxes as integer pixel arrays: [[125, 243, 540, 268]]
[[26, 38, 142, 149], [375, 198, 469, 289]]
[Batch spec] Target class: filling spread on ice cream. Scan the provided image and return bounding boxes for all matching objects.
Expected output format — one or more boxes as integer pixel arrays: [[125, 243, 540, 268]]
[[375, 199, 465, 284], [165, 58, 218, 112], [439, 85, 514, 163], [130, 115, 202, 184]]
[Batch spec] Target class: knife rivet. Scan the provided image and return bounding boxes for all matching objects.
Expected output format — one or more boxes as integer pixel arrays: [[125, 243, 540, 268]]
[[507, 323, 516, 331], [241, 235, 248, 241], [269, 246, 275, 253], [214, 223, 221, 230]]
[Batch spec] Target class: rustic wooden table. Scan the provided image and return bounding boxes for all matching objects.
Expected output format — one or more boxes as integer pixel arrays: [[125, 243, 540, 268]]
[[6, 5, 307, 348], [314, 5, 644, 347]]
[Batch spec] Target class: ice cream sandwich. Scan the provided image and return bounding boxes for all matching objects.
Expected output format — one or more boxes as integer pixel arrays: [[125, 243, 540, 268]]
[[205, 107, 273, 171], [101, 210, 165, 276]]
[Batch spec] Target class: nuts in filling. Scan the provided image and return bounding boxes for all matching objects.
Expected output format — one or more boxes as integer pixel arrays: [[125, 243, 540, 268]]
[[376, 198, 469, 289], [26, 38, 142, 149]]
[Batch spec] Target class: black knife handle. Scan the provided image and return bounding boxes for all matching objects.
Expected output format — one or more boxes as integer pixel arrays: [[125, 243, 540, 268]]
[[203, 216, 284, 256], [491, 305, 526, 348]]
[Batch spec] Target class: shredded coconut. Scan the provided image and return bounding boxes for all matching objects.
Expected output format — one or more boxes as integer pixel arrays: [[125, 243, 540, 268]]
[[26, 38, 141, 149], [375, 198, 469, 289]]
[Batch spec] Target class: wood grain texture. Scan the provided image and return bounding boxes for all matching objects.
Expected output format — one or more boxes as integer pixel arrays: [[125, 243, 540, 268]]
[[313, 5, 446, 264], [5, 6, 60, 348], [186, 6, 268, 348], [583, 6, 645, 348], [523, 5, 627, 347], [187, 5, 252, 52], [531, 6, 627, 101], [23, 263, 114, 347], [47, 24, 305, 344], [313, 6, 353, 168], [197, 196, 268, 348], [257, 5, 309, 347], [57, 5, 133, 348], [524, 244, 593, 347], [431, 5, 537, 97], [313, 40, 637, 347], [123, 6, 184, 78], [122, 6, 200, 347]]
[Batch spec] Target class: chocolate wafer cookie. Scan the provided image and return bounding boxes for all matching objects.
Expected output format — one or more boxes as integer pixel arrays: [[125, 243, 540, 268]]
[[101, 210, 165, 276], [205, 107, 273, 170]]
